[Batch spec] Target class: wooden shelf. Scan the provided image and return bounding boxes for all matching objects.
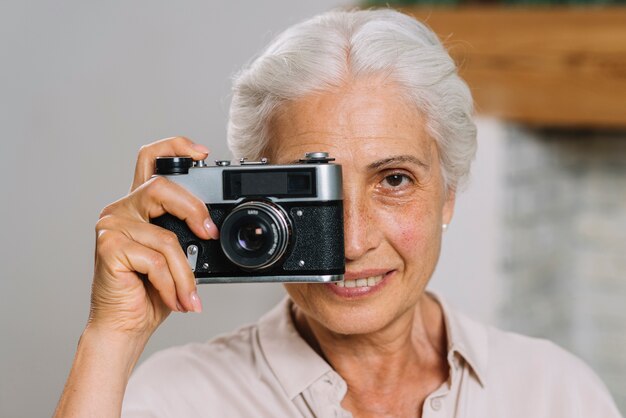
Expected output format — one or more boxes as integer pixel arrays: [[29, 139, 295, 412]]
[[401, 6, 626, 128]]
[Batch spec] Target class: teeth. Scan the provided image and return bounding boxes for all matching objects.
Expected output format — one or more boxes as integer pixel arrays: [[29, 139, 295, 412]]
[[334, 275, 384, 288]]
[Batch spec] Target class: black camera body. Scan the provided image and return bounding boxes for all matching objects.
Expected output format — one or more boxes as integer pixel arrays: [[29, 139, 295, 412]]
[[151, 153, 344, 283]]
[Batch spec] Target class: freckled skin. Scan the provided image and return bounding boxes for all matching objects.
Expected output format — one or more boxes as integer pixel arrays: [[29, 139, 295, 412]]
[[269, 79, 455, 336], [267, 78, 456, 417]]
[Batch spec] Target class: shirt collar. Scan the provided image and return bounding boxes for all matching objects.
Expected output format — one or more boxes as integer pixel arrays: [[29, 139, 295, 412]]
[[258, 296, 332, 400], [429, 290, 488, 387]]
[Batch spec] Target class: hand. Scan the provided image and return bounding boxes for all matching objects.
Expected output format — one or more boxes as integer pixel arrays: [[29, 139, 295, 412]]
[[88, 136, 219, 337]]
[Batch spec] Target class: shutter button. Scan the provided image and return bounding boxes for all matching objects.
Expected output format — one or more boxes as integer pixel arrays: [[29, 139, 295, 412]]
[[430, 397, 442, 411]]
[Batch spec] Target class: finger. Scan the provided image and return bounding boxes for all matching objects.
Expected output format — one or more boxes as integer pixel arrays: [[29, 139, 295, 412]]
[[118, 220, 201, 313], [104, 233, 181, 313], [121, 242, 180, 313], [144, 279, 170, 316], [131, 136, 210, 191], [128, 176, 219, 240]]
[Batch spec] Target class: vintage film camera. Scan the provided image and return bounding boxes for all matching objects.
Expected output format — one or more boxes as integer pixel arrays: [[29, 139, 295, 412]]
[[151, 152, 345, 283]]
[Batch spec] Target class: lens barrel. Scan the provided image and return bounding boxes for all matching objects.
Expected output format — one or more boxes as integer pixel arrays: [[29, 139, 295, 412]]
[[220, 201, 291, 270]]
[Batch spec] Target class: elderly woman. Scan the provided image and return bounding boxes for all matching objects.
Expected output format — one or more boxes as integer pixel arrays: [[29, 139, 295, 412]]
[[55, 9, 620, 418]]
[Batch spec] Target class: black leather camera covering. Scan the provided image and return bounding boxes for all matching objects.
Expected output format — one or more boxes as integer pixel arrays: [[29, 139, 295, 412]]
[[151, 201, 344, 279]]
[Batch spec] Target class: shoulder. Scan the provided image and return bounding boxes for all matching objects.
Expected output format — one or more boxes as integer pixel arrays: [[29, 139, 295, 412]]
[[434, 294, 621, 418], [488, 326, 569, 373], [483, 322, 620, 416], [122, 323, 275, 417], [439, 296, 611, 396], [486, 325, 597, 386], [138, 323, 260, 378]]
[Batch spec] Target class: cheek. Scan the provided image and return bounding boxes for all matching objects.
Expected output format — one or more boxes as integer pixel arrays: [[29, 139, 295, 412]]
[[283, 283, 306, 302], [375, 201, 441, 262], [397, 219, 428, 260], [283, 283, 319, 312]]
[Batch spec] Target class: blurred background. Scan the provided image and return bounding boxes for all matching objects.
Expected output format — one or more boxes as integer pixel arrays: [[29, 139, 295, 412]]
[[0, 1, 624, 416]]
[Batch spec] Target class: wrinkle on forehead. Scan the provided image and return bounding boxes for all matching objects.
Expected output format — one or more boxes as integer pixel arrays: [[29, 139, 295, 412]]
[[266, 78, 435, 168]]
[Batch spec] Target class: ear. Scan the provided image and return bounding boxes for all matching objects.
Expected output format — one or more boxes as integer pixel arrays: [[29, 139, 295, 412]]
[[442, 188, 456, 226]]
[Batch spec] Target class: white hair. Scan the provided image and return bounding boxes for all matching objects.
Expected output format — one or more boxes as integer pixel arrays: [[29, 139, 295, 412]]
[[228, 8, 477, 191]]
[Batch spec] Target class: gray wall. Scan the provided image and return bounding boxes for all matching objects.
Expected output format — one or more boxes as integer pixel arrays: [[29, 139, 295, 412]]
[[0, 2, 353, 416], [0, 2, 505, 417], [501, 126, 626, 412]]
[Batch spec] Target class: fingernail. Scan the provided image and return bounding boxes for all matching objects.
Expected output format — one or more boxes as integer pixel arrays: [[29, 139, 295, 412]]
[[190, 291, 203, 313], [176, 301, 185, 313], [191, 143, 209, 155], [204, 218, 219, 240]]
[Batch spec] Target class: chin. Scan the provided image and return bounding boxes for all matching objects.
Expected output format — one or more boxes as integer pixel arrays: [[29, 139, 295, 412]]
[[309, 300, 400, 336], [286, 276, 418, 336]]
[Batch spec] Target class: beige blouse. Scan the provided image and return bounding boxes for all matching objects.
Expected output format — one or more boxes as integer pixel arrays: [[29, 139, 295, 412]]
[[122, 293, 622, 417]]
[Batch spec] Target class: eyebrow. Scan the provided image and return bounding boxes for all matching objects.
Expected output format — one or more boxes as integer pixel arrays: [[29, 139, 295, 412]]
[[284, 154, 429, 169], [367, 155, 429, 171]]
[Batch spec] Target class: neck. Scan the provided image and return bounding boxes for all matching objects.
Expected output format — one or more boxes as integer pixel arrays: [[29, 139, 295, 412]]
[[293, 293, 448, 399]]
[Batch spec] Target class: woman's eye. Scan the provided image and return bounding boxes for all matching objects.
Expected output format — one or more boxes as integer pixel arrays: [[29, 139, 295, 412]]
[[381, 174, 412, 189]]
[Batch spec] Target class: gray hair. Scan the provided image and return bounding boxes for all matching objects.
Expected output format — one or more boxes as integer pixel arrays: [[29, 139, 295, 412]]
[[227, 9, 477, 191]]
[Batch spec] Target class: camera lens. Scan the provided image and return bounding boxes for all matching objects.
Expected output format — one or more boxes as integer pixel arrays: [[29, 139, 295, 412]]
[[220, 201, 291, 270], [237, 223, 266, 252]]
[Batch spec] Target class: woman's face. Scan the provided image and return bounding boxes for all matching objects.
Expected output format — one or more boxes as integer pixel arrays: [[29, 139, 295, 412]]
[[268, 79, 455, 335]]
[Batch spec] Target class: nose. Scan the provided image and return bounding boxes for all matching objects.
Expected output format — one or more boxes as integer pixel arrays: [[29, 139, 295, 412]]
[[342, 186, 380, 262]]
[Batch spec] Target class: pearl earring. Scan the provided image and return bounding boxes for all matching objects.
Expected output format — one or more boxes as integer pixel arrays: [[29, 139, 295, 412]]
[[442, 223, 449, 232]]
